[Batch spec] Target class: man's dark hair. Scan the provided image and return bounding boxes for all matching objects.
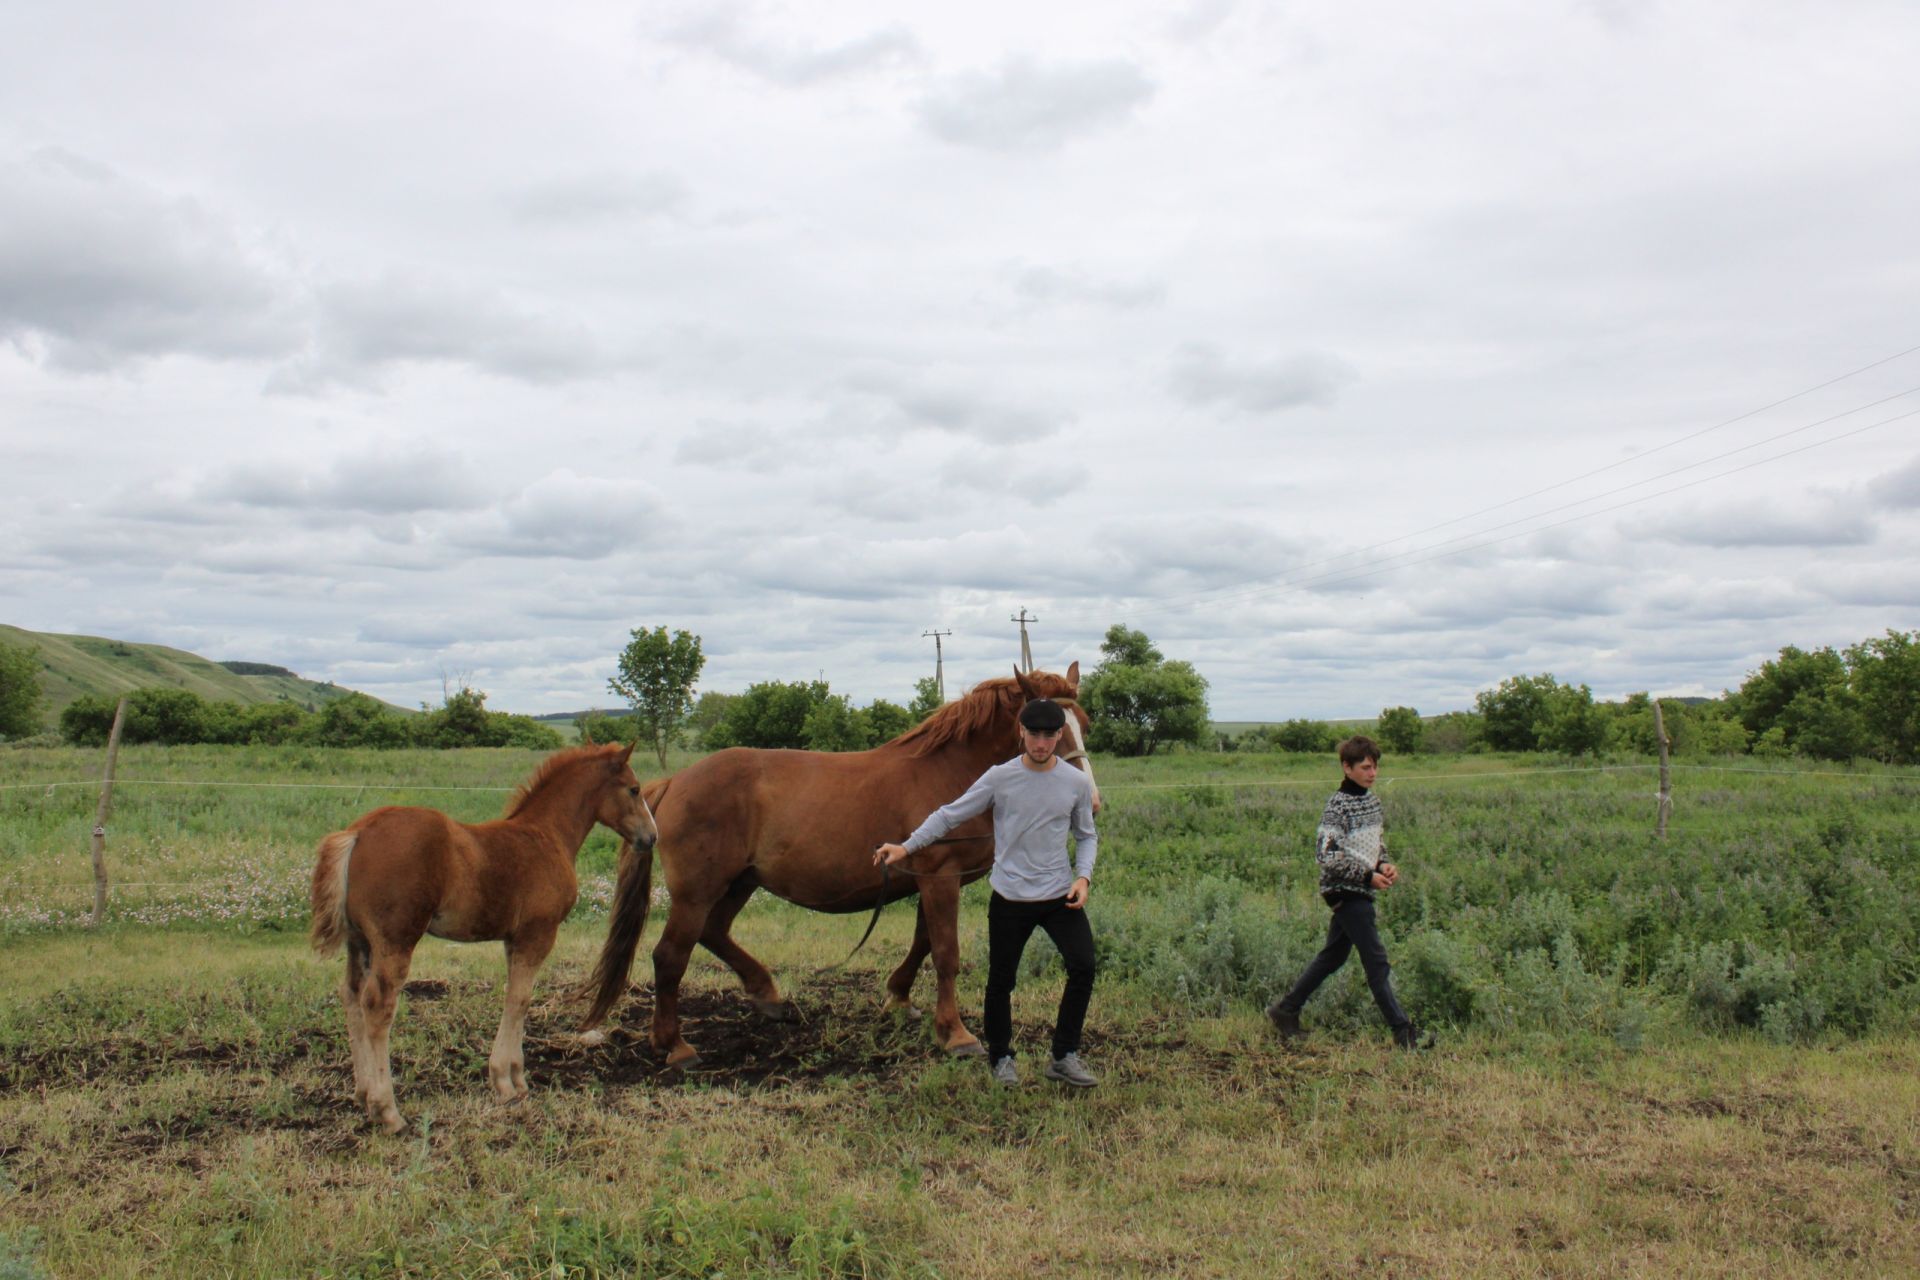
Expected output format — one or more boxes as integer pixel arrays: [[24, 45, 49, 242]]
[[1338, 735, 1381, 766]]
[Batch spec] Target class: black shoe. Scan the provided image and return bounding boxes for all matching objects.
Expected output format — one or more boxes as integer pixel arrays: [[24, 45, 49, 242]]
[[1393, 1022, 1430, 1051], [1266, 1003, 1304, 1040]]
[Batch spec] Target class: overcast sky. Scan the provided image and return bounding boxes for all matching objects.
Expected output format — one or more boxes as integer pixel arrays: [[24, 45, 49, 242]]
[[3, 1, 1917, 720]]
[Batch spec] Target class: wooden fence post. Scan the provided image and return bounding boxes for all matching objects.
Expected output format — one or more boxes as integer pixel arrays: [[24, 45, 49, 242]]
[[89, 697, 128, 926], [1651, 697, 1672, 840]]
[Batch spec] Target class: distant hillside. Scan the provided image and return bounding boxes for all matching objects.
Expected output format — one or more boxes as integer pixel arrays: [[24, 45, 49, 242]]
[[0, 625, 408, 731]]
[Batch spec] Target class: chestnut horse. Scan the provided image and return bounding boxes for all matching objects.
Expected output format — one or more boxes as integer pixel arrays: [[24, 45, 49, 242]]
[[580, 666, 1096, 1066], [310, 742, 657, 1133]]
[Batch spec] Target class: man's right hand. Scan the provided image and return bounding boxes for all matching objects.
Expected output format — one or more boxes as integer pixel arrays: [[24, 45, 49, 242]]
[[1370, 862, 1398, 890], [875, 842, 909, 867]]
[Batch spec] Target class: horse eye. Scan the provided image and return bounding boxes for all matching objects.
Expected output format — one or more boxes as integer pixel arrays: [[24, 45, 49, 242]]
[[628, 786, 640, 797]]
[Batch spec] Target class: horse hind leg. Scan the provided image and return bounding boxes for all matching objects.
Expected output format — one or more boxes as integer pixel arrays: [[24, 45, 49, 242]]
[[359, 937, 417, 1134], [699, 880, 790, 1021], [341, 933, 374, 1109], [652, 896, 710, 1068], [490, 926, 557, 1103], [884, 900, 932, 1014], [918, 874, 983, 1057]]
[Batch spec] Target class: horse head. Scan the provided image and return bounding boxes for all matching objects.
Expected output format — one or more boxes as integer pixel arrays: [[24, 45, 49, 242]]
[[598, 742, 659, 850], [1012, 662, 1100, 806]]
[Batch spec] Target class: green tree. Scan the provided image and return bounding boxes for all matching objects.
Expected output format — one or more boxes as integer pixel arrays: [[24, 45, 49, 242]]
[[864, 698, 913, 744], [801, 693, 869, 752], [684, 691, 738, 748], [1729, 645, 1849, 746], [1846, 628, 1920, 763], [1081, 625, 1210, 757], [59, 694, 119, 746], [907, 676, 944, 723], [0, 641, 45, 739], [1538, 682, 1606, 757], [1475, 674, 1561, 752], [304, 692, 410, 748], [609, 627, 707, 768], [1098, 625, 1164, 669], [705, 680, 835, 750], [1420, 710, 1484, 754], [575, 710, 639, 745], [124, 687, 212, 745], [1375, 706, 1424, 755], [1255, 718, 1339, 754]]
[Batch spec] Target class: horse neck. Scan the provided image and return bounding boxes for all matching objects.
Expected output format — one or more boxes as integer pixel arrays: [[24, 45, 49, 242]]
[[888, 703, 1020, 782], [507, 767, 604, 855]]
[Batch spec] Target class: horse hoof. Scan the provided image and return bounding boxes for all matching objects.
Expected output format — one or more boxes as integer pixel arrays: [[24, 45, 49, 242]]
[[883, 999, 921, 1017], [751, 998, 797, 1023], [946, 1041, 986, 1059], [576, 1028, 608, 1047], [664, 1044, 701, 1069]]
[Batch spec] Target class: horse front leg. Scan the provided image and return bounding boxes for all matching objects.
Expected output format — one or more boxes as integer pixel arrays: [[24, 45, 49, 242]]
[[884, 900, 931, 1013], [490, 925, 556, 1103], [651, 896, 709, 1068], [917, 874, 982, 1056]]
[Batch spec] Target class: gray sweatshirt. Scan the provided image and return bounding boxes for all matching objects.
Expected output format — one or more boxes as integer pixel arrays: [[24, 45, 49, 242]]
[[903, 756, 1099, 901]]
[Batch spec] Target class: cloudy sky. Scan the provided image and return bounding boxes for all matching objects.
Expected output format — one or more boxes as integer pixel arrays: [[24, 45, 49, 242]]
[[3, 0, 1917, 719]]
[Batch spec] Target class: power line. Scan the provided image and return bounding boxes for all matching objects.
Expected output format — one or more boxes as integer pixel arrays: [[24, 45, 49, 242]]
[[1118, 343, 1920, 618], [1119, 390, 1919, 620]]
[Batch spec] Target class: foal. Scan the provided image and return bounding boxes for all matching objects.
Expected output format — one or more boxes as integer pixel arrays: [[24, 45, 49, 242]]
[[310, 742, 655, 1133]]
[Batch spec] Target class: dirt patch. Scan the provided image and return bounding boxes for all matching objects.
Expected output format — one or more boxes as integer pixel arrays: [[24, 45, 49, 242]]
[[523, 970, 928, 1089]]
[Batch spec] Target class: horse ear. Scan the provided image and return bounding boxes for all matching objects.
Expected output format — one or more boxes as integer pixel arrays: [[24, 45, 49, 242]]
[[1065, 660, 1079, 691], [620, 739, 637, 764], [1013, 667, 1039, 700]]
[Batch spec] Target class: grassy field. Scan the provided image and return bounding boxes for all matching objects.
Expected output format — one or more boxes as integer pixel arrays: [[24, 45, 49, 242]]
[[1, 744, 1916, 1277]]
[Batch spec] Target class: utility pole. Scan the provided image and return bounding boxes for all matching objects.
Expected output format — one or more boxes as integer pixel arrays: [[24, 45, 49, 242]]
[[1011, 608, 1037, 673], [921, 629, 952, 700]]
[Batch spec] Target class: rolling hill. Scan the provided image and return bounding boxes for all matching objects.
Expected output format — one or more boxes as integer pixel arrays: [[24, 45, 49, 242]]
[[0, 625, 406, 731]]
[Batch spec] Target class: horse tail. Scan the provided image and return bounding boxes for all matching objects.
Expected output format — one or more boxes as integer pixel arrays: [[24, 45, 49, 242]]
[[579, 834, 655, 1030], [309, 830, 357, 958]]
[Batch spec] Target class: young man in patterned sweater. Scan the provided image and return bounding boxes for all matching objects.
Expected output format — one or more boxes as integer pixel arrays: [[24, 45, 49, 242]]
[[1266, 735, 1424, 1049]]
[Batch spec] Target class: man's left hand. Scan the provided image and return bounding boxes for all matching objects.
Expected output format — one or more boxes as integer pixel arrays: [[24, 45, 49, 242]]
[[1066, 877, 1090, 909]]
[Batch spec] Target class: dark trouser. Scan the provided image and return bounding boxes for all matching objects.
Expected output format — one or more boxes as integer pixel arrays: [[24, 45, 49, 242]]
[[1273, 897, 1409, 1029], [985, 891, 1096, 1062]]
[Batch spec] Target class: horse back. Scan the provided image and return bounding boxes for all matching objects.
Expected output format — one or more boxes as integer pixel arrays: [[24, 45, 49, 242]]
[[340, 806, 572, 945]]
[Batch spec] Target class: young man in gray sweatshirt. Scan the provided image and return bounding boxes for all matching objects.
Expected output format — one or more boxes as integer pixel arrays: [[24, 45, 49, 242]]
[[876, 698, 1102, 1087]]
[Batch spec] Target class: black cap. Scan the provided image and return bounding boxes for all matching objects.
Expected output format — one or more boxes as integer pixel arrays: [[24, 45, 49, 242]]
[[1018, 699, 1067, 731]]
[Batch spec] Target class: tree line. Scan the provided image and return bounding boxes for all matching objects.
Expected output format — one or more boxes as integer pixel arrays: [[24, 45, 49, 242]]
[[47, 686, 562, 750], [4, 625, 1912, 765]]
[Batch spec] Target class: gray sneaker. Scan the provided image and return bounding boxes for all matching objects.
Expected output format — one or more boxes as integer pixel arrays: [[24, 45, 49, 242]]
[[1044, 1052, 1098, 1088], [990, 1055, 1019, 1087]]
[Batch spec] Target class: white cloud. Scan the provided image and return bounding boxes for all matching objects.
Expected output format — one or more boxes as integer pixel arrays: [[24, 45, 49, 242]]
[[917, 57, 1155, 152], [664, 7, 922, 87], [1168, 344, 1355, 414], [0, 149, 303, 370]]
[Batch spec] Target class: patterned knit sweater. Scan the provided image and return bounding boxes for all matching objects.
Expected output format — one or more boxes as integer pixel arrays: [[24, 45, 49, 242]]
[[1316, 778, 1386, 904]]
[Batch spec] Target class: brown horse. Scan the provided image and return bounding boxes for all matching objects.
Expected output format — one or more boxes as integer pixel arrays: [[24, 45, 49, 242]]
[[580, 665, 1096, 1066], [310, 742, 657, 1133]]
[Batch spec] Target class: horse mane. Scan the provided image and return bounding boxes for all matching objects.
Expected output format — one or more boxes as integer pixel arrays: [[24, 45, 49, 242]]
[[503, 743, 622, 818], [894, 671, 1077, 758]]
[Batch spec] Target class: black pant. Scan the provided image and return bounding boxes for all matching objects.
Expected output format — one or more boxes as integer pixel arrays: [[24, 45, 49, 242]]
[[985, 891, 1096, 1062], [1273, 896, 1409, 1029]]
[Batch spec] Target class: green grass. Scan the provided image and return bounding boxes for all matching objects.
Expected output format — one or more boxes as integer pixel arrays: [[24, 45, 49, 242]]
[[1, 743, 1916, 1275]]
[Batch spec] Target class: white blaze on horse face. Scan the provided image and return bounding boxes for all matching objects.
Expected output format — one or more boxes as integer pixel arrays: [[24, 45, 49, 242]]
[[1059, 702, 1100, 806]]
